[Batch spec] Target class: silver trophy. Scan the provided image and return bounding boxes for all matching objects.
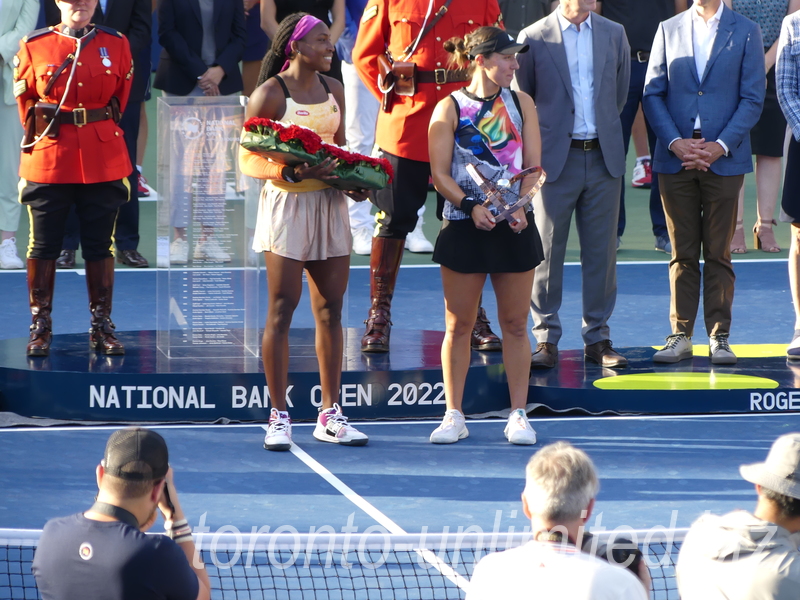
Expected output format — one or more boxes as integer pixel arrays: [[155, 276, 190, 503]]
[[465, 164, 547, 224]]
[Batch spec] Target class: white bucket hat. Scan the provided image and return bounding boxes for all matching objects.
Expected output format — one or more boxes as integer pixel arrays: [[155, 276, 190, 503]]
[[740, 433, 800, 500]]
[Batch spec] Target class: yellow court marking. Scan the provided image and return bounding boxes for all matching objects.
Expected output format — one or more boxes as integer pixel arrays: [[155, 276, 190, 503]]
[[648, 343, 787, 359], [594, 372, 780, 391]]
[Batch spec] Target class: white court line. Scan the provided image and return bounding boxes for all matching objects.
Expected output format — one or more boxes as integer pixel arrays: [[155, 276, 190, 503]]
[[258, 430, 471, 592], [1, 411, 798, 434]]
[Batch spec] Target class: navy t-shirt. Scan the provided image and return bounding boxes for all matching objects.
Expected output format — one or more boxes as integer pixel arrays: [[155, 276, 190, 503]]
[[601, 0, 677, 52], [32, 514, 200, 600]]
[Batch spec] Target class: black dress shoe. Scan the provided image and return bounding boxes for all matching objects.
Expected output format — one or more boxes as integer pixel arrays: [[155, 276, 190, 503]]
[[116, 249, 149, 268], [585, 340, 628, 369], [531, 342, 558, 369], [56, 249, 76, 269]]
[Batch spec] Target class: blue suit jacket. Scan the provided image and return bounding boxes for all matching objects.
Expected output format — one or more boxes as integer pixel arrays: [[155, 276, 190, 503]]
[[643, 5, 765, 176]]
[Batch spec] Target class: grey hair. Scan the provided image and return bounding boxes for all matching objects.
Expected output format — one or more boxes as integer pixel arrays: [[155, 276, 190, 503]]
[[523, 441, 600, 522]]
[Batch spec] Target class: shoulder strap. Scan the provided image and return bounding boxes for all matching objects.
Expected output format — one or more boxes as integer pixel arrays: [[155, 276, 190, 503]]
[[510, 90, 523, 124], [450, 93, 460, 119], [403, 0, 456, 58], [317, 74, 331, 94], [274, 75, 291, 98]]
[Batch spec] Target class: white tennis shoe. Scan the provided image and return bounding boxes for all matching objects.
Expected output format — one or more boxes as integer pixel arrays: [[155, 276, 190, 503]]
[[313, 404, 369, 446], [264, 408, 292, 452], [504, 409, 537, 445], [430, 409, 468, 444]]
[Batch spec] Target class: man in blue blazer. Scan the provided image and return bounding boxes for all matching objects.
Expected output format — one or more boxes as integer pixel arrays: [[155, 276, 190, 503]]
[[643, 0, 764, 365]]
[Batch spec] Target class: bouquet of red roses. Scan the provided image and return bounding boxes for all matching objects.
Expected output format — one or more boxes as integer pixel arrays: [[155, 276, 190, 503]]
[[241, 117, 393, 191]]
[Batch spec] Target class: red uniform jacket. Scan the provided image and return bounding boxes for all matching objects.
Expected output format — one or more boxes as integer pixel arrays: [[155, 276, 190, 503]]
[[352, 0, 501, 163], [15, 25, 133, 184]]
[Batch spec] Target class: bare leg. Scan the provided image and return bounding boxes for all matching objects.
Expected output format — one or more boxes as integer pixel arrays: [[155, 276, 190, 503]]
[[262, 252, 305, 411], [242, 60, 261, 98], [755, 155, 782, 224], [305, 255, 350, 410], [440, 266, 485, 412], [632, 107, 649, 157], [136, 103, 147, 167], [791, 225, 800, 331], [490, 269, 536, 410]]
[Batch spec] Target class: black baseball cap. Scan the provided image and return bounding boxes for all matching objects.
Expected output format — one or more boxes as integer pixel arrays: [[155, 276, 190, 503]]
[[468, 31, 529, 59], [102, 428, 169, 481]]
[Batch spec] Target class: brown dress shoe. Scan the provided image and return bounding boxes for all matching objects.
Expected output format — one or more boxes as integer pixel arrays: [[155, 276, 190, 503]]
[[584, 340, 628, 369], [117, 249, 149, 268], [471, 306, 502, 351], [530, 342, 558, 369], [56, 249, 76, 269]]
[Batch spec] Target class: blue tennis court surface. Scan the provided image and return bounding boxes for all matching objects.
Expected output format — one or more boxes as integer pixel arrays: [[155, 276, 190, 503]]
[[1, 413, 796, 536]]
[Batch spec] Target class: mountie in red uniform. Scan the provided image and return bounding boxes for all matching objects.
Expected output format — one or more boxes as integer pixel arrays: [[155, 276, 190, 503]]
[[13, 23, 133, 359], [351, 0, 502, 354], [15, 24, 133, 184]]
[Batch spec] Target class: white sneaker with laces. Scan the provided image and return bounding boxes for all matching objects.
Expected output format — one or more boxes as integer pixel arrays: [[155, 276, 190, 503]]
[[194, 238, 232, 262], [405, 219, 434, 253], [709, 334, 737, 365], [352, 227, 373, 255], [0, 238, 23, 269], [264, 408, 292, 451], [504, 408, 537, 445], [631, 157, 652, 188], [430, 409, 468, 444], [653, 333, 693, 363], [170, 238, 188, 264], [313, 403, 369, 445]]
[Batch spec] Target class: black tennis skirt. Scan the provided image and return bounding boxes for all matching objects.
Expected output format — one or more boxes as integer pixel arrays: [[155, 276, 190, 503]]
[[432, 211, 544, 274]]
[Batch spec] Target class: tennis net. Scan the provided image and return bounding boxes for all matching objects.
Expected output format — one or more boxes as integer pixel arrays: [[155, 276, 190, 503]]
[[0, 528, 686, 599]]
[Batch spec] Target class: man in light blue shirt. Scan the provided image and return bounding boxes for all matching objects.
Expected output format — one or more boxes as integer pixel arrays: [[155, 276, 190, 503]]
[[514, 0, 630, 370]]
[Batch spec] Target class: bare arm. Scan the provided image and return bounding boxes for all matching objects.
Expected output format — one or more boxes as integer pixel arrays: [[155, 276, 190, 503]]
[[329, 0, 346, 43], [674, 0, 688, 12], [260, 0, 279, 38]]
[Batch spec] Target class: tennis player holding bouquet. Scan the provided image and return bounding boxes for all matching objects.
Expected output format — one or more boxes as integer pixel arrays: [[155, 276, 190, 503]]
[[239, 13, 370, 451], [428, 27, 545, 445]]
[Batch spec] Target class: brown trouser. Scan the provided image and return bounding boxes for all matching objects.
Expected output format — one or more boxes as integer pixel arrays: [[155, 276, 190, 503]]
[[659, 169, 744, 337]]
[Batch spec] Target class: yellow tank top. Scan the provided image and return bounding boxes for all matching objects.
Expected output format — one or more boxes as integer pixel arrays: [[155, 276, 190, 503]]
[[269, 75, 341, 193]]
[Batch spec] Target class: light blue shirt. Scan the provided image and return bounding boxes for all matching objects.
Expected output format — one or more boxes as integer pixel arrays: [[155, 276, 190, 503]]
[[99, 0, 108, 14], [557, 9, 596, 139]]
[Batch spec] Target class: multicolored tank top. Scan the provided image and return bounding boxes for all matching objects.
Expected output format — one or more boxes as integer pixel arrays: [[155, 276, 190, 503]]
[[445, 87, 525, 221]]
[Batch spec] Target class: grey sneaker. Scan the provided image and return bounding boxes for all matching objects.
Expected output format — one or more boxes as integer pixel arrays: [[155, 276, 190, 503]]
[[709, 334, 737, 365], [653, 333, 693, 363], [655, 234, 672, 254]]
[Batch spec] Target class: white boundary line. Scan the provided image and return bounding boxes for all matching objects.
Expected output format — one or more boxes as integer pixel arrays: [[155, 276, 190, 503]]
[[264, 430, 471, 591], [1, 411, 799, 434]]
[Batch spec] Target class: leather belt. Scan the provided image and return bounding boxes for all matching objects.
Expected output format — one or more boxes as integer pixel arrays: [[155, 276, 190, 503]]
[[632, 50, 650, 63], [692, 129, 702, 139], [570, 138, 600, 151], [53, 106, 114, 127], [417, 68, 469, 85]]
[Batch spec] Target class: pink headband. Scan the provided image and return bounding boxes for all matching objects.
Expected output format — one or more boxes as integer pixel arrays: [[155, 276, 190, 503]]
[[280, 15, 325, 72]]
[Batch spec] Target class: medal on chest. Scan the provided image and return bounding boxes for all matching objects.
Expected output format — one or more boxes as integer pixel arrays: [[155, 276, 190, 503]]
[[99, 47, 111, 67]]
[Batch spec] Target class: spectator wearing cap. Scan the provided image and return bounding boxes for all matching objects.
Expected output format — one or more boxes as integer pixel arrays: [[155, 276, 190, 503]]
[[31, 428, 211, 600], [676, 433, 800, 600]]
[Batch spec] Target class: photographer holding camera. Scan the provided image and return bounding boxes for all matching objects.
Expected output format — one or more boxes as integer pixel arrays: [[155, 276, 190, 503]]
[[32, 427, 211, 600], [467, 441, 649, 600]]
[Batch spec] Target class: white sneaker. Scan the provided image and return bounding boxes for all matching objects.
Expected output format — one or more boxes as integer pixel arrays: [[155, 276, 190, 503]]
[[313, 403, 369, 446], [194, 238, 232, 262], [264, 408, 292, 451], [157, 236, 169, 268], [0, 238, 23, 269], [709, 334, 737, 365], [405, 219, 434, 253], [504, 408, 537, 445], [653, 333, 693, 363], [430, 409, 468, 444], [170, 238, 188, 264], [352, 227, 373, 255]]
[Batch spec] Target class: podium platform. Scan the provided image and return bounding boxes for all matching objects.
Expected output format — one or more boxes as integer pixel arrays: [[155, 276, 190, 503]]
[[0, 331, 797, 422]]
